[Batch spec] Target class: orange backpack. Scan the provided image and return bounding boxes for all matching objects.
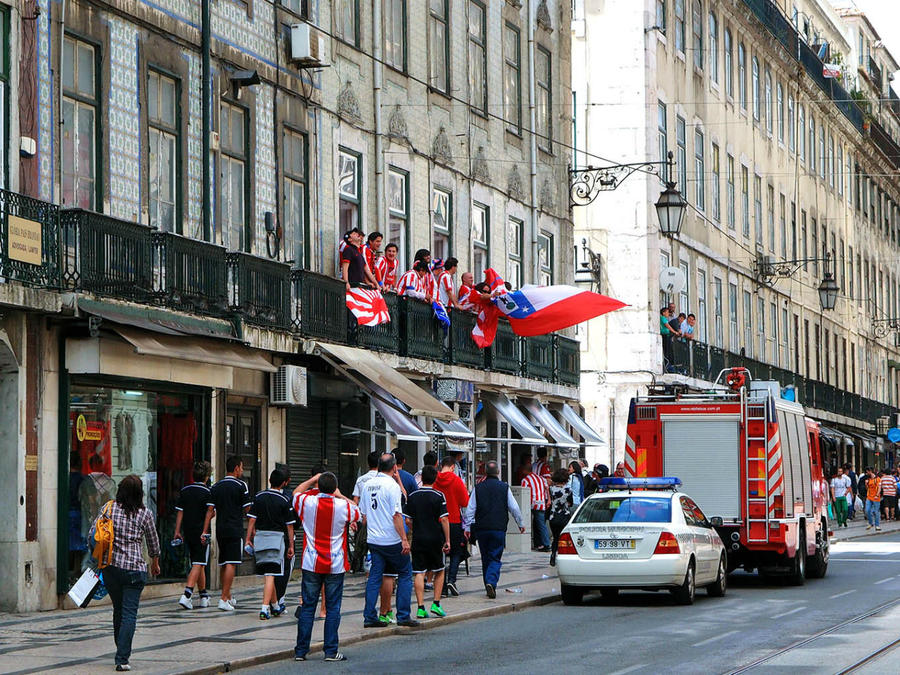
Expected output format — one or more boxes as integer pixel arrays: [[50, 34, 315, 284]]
[[93, 501, 115, 569]]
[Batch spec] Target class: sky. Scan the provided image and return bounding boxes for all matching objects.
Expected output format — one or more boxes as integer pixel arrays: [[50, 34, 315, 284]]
[[842, 0, 900, 77]]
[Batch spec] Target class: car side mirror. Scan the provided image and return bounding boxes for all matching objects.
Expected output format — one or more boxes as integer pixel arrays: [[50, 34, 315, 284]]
[[709, 516, 723, 527]]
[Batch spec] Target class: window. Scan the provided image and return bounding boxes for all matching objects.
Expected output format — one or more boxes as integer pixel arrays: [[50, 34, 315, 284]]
[[777, 81, 784, 142], [676, 116, 687, 199], [808, 115, 815, 171], [429, 0, 449, 93], [62, 36, 98, 209], [507, 217, 523, 288], [829, 135, 835, 188], [738, 43, 746, 110], [743, 290, 752, 356], [503, 24, 521, 133], [694, 129, 704, 210], [538, 232, 553, 285], [660, 251, 671, 308], [779, 193, 786, 258], [729, 282, 738, 349], [220, 103, 248, 251], [697, 270, 707, 343], [724, 28, 733, 97], [148, 70, 179, 233], [818, 124, 825, 179], [536, 46, 552, 149], [751, 56, 760, 121], [656, 1, 667, 34], [798, 104, 805, 160], [334, 0, 359, 46], [741, 165, 749, 237], [764, 68, 772, 134], [713, 277, 723, 347], [811, 217, 817, 276], [431, 187, 452, 262], [282, 0, 306, 15], [338, 148, 361, 235], [726, 153, 735, 229], [0, 8, 8, 189], [388, 168, 408, 266], [711, 143, 720, 222], [675, 0, 685, 52], [757, 297, 765, 360], [709, 13, 718, 83], [385, 0, 407, 71], [767, 184, 775, 251], [788, 94, 795, 151], [282, 129, 307, 266], [691, 0, 702, 70], [754, 175, 762, 243], [658, 101, 667, 162], [837, 145, 844, 196], [801, 210, 807, 268], [769, 302, 778, 363], [679, 260, 690, 315], [468, 1, 487, 115], [791, 200, 797, 259], [472, 203, 489, 281], [846, 152, 852, 203]]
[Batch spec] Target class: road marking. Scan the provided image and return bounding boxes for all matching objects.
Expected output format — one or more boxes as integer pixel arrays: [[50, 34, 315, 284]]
[[771, 606, 806, 619], [874, 576, 895, 585], [692, 629, 739, 647], [829, 558, 900, 563], [829, 590, 855, 599], [606, 664, 646, 675]]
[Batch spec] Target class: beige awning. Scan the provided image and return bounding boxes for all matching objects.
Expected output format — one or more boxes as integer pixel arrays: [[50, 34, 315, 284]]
[[115, 326, 277, 372], [313, 341, 456, 420]]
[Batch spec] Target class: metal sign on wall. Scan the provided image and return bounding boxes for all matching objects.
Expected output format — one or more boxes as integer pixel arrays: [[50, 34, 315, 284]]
[[7, 215, 43, 265]]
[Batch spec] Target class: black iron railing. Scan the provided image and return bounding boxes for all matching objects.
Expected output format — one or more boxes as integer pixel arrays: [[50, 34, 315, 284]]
[[0, 189, 60, 288], [555, 335, 580, 386], [868, 56, 883, 89], [153, 231, 228, 315], [488, 319, 521, 375], [449, 308, 485, 368], [356, 291, 400, 353], [61, 209, 153, 302], [292, 270, 348, 343], [400, 297, 446, 361], [523, 334, 554, 381], [227, 252, 292, 329]]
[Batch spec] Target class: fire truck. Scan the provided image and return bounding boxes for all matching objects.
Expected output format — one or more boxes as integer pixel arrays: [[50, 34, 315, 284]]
[[623, 367, 829, 584]]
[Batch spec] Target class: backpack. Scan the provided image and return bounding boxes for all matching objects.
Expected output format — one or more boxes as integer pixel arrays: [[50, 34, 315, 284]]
[[92, 500, 115, 569]]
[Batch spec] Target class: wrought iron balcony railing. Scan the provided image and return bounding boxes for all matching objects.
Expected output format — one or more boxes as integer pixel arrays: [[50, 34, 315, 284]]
[[0, 188, 60, 288]]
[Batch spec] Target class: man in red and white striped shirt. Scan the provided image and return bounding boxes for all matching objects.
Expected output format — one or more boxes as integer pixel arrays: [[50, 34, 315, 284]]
[[880, 470, 897, 521], [376, 243, 400, 291], [521, 470, 551, 552], [398, 260, 433, 301], [293, 472, 360, 662]]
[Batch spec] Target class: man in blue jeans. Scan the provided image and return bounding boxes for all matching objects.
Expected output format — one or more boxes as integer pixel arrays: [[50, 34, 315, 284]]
[[463, 460, 525, 598], [293, 472, 361, 662], [359, 454, 419, 628]]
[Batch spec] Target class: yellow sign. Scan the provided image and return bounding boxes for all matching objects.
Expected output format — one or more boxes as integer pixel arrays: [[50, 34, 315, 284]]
[[8, 215, 43, 266], [85, 423, 103, 442], [76, 415, 87, 442]]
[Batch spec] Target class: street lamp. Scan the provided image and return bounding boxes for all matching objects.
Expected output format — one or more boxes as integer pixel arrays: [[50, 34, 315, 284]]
[[655, 181, 687, 237], [817, 272, 839, 311], [754, 252, 839, 311]]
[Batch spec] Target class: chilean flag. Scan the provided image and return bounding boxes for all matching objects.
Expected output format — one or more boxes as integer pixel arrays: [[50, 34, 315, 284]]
[[495, 284, 626, 336], [346, 288, 391, 326]]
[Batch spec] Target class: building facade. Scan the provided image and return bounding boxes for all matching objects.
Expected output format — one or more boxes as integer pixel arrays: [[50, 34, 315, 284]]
[[573, 0, 900, 470], [0, 0, 584, 611]]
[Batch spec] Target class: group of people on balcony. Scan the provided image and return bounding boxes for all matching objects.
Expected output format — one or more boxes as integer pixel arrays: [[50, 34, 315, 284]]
[[338, 227, 504, 313], [659, 301, 697, 373]]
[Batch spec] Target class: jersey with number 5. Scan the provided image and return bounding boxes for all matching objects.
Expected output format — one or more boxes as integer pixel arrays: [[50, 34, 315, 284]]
[[360, 473, 403, 546]]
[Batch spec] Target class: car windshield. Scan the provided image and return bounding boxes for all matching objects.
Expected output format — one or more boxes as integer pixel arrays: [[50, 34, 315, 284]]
[[573, 496, 672, 524]]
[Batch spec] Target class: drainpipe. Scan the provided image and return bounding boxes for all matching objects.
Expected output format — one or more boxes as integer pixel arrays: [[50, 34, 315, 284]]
[[57, 0, 67, 205], [373, 1, 384, 238], [201, 0, 211, 241], [527, 0, 539, 281]]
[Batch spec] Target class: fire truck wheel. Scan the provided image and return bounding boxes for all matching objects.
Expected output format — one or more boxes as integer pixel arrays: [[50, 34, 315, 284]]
[[788, 530, 807, 586], [806, 524, 829, 579], [673, 559, 696, 605], [706, 555, 727, 597], [560, 584, 585, 606]]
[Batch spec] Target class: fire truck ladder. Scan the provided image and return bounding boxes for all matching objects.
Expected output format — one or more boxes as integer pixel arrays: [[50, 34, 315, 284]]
[[743, 388, 771, 543]]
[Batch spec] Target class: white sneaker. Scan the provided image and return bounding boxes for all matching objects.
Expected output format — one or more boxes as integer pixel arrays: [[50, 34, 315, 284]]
[[218, 599, 235, 611], [198, 596, 210, 608], [178, 594, 193, 610], [229, 596, 238, 607]]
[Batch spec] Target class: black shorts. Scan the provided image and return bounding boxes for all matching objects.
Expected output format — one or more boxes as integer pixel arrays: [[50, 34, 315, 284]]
[[411, 545, 444, 574], [883, 495, 897, 510], [218, 537, 243, 566], [383, 559, 398, 578], [186, 533, 209, 566]]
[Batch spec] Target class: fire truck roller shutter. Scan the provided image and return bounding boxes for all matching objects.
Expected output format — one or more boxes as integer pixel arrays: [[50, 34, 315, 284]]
[[662, 419, 741, 520], [793, 414, 812, 511], [776, 410, 797, 508]]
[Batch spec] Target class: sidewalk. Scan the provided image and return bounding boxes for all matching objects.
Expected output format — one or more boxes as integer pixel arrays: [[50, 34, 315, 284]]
[[832, 509, 900, 541], [0, 550, 559, 675]]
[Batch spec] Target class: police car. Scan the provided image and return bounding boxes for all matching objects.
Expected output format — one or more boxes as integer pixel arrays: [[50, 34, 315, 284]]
[[555, 478, 727, 606]]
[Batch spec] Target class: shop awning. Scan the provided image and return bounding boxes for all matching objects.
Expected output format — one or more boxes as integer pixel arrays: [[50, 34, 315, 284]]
[[114, 326, 276, 372], [520, 399, 579, 448], [558, 403, 607, 446], [79, 297, 236, 339], [432, 418, 475, 440], [481, 393, 547, 444], [367, 383, 429, 442], [314, 342, 455, 420]]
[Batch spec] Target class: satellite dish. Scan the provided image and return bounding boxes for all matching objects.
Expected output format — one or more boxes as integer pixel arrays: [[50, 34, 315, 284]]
[[659, 266, 686, 296]]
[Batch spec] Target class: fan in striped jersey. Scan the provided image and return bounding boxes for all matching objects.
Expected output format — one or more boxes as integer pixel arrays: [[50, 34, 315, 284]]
[[346, 287, 391, 326]]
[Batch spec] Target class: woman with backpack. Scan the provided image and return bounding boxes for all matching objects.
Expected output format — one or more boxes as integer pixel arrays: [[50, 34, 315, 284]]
[[548, 469, 575, 567], [95, 474, 160, 671]]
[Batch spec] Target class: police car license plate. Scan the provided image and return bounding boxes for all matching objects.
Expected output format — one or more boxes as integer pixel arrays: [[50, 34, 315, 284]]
[[594, 539, 635, 549]]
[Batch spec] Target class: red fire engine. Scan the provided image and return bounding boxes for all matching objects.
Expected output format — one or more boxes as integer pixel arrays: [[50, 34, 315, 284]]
[[624, 367, 829, 583]]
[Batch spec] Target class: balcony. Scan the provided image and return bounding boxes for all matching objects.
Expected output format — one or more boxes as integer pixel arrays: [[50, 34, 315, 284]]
[[227, 252, 292, 329], [868, 56, 883, 90], [487, 319, 522, 375], [523, 334, 554, 380], [0, 188, 60, 288], [153, 231, 228, 315], [292, 269, 347, 344]]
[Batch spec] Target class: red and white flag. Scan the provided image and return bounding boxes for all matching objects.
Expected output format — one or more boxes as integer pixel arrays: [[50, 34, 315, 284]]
[[346, 287, 391, 326], [823, 63, 841, 79]]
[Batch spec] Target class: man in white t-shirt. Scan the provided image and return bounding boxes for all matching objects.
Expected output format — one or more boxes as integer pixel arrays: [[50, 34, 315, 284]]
[[359, 454, 418, 628], [830, 466, 852, 528], [352, 452, 380, 503]]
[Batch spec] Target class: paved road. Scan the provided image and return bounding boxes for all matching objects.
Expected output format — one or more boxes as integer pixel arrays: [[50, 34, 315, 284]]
[[245, 533, 900, 674]]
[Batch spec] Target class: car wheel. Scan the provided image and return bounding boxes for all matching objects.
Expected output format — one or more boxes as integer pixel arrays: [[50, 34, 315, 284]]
[[706, 555, 727, 597], [673, 560, 696, 605], [560, 584, 584, 606], [600, 587, 619, 601], [788, 530, 806, 586]]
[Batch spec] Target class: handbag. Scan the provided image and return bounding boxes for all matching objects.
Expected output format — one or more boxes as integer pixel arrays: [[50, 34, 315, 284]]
[[92, 500, 115, 569], [67, 567, 101, 608], [854, 496, 864, 512]]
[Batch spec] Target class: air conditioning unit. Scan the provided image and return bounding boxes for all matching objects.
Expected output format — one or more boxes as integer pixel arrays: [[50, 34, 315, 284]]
[[271, 365, 308, 406], [290, 23, 323, 66]]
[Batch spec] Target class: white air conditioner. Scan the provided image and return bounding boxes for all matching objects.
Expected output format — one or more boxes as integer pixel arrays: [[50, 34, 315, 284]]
[[271, 365, 308, 406], [290, 23, 323, 66]]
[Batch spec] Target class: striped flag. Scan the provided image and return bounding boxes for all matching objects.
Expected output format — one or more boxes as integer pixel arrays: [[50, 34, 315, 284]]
[[346, 288, 391, 326], [495, 284, 626, 336]]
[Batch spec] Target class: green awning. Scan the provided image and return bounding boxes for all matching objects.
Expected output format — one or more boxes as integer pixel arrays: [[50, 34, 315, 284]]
[[77, 297, 235, 340]]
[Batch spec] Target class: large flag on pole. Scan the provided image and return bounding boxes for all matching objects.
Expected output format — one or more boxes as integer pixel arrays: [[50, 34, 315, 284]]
[[346, 287, 391, 326]]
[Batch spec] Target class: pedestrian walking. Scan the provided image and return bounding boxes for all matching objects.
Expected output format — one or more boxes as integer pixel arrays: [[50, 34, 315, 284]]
[[845, 464, 859, 519], [96, 475, 161, 672], [173, 460, 212, 609], [433, 455, 470, 597], [394, 448, 418, 496], [829, 466, 852, 528], [201, 456, 252, 611], [358, 454, 419, 628], [863, 467, 883, 531], [293, 472, 361, 663], [414, 451, 438, 488], [548, 469, 575, 566], [246, 468, 296, 620], [404, 465, 451, 619], [463, 460, 525, 598], [521, 467, 551, 552], [272, 463, 296, 616], [880, 469, 897, 521], [292, 468, 337, 619], [567, 461, 585, 506]]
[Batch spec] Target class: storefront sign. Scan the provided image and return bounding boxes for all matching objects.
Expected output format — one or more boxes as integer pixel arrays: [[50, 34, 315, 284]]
[[7, 215, 43, 266], [76, 414, 103, 442]]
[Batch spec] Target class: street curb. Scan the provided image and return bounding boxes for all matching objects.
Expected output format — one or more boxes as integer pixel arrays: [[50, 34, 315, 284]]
[[835, 527, 900, 543], [177, 592, 560, 674]]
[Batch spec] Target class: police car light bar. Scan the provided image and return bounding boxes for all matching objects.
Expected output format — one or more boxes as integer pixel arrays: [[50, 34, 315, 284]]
[[598, 477, 683, 490]]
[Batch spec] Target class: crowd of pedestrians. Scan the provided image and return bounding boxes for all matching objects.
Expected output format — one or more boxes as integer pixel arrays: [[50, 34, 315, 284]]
[[828, 462, 900, 531]]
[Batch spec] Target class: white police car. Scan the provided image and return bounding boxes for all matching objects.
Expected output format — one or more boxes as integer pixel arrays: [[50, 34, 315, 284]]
[[556, 478, 727, 606]]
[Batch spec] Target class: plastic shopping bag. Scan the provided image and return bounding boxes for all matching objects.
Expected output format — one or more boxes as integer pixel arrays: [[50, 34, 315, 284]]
[[854, 496, 864, 512]]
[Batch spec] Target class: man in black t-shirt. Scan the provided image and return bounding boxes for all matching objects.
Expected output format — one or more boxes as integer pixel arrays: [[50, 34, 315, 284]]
[[340, 227, 379, 291], [174, 461, 212, 610], [202, 456, 252, 611], [403, 465, 451, 619]]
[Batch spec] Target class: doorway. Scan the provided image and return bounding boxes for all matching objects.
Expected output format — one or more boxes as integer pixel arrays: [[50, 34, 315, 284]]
[[225, 407, 261, 496]]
